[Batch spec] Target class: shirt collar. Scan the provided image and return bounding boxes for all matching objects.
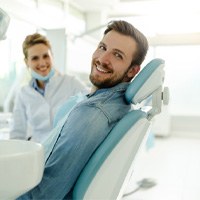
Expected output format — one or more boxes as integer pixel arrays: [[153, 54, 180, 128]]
[[87, 82, 129, 98], [30, 78, 47, 96]]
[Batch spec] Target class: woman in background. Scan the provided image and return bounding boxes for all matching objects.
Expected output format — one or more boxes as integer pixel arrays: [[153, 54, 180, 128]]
[[10, 33, 88, 143]]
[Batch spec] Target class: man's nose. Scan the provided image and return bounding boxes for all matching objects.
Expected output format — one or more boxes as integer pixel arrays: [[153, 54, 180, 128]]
[[99, 52, 111, 65]]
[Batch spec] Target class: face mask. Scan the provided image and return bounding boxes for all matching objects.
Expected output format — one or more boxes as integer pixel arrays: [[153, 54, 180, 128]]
[[31, 68, 55, 81]]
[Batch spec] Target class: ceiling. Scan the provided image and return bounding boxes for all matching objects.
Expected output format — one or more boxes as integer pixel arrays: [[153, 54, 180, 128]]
[[1, 0, 200, 21], [69, 0, 200, 17], [71, 0, 200, 37], [1, 0, 200, 40], [68, 0, 200, 45], [69, 0, 200, 39]]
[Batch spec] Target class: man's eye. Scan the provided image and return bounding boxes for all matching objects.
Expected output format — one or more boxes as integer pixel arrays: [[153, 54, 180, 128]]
[[99, 45, 106, 51], [114, 52, 123, 59]]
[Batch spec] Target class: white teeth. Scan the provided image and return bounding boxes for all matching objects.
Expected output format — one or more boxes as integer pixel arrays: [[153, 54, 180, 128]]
[[96, 66, 109, 73]]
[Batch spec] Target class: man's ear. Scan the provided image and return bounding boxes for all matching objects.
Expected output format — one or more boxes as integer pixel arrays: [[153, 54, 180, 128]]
[[127, 65, 140, 79]]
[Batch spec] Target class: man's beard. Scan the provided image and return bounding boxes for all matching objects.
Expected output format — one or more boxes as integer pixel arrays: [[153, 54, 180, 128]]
[[89, 67, 129, 89]]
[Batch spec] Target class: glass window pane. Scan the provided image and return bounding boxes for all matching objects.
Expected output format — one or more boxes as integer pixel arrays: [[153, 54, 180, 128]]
[[155, 45, 200, 116]]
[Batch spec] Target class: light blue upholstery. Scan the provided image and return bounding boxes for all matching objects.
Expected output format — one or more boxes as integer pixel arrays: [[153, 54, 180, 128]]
[[73, 110, 146, 199], [72, 58, 166, 200], [125, 58, 165, 104]]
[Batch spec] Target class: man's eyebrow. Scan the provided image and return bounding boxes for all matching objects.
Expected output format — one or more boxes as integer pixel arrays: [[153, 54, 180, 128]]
[[113, 48, 126, 57], [99, 41, 126, 58], [98, 41, 106, 46]]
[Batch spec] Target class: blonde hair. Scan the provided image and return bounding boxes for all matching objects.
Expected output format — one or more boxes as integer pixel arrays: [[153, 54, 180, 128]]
[[22, 33, 51, 59]]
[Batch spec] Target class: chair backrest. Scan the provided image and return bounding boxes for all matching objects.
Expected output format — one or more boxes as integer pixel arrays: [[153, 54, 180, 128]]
[[72, 58, 167, 200]]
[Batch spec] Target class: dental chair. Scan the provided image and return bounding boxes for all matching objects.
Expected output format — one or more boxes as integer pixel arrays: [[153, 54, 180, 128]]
[[72, 58, 169, 200]]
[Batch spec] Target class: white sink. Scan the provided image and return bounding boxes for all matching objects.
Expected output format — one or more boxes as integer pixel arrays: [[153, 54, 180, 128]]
[[0, 139, 44, 200]]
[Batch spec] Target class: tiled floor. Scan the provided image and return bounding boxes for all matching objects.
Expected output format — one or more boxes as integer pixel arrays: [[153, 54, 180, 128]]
[[122, 136, 200, 200]]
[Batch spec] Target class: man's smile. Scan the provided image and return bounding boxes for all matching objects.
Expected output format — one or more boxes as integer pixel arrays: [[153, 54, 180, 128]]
[[96, 65, 111, 74]]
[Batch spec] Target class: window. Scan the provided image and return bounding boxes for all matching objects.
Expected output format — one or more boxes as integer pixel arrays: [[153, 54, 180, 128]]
[[154, 45, 200, 116]]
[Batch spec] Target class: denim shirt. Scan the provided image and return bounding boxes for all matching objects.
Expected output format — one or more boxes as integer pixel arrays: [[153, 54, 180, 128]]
[[17, 82, 131, 200]]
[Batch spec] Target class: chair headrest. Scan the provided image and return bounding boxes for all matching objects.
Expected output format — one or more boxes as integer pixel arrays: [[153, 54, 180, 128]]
[[125, 58, 165, 104]]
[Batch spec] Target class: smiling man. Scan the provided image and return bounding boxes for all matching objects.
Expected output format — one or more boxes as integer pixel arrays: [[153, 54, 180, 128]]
[[17, 20, 148, 200], [90, 29, 139, 89]]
